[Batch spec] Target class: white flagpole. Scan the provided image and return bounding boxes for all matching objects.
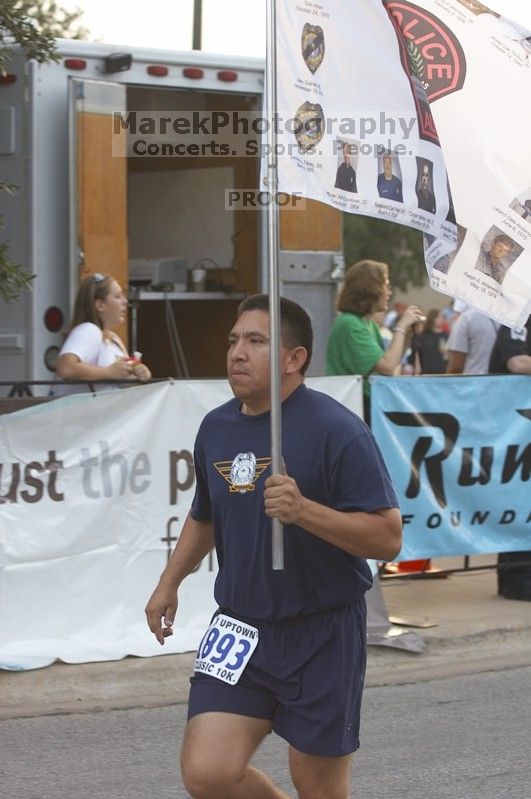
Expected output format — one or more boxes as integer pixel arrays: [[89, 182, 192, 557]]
[[265, 0, 284, 570]]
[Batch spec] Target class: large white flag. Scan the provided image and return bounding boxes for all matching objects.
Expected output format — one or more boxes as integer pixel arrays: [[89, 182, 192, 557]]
[[275, 0, 531, 329]]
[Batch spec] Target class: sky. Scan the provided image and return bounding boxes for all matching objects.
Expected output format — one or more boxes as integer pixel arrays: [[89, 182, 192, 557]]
[[59, 0, 530, 56], [61, 0, 267, 55]]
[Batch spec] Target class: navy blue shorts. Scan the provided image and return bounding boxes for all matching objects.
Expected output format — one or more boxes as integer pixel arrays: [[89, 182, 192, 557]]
[[187, 598, 367, 757]]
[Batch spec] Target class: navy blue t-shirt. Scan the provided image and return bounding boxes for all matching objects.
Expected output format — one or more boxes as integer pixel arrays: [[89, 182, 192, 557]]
[[191, 384, 398, 621], [489, 316, 531, 374]]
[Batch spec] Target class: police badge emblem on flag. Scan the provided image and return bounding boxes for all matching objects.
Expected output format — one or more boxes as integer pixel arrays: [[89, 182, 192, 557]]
[[301, 23, 325, 74], [293, 101, 325, 152]]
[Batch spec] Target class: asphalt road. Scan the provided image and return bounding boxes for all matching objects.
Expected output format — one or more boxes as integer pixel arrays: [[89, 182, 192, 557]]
[[2, 665, 530, 799]]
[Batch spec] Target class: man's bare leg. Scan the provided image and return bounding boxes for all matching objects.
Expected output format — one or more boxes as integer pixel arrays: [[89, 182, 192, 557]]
[[181, 712, 292, 799], [289, 745, 352, 799]]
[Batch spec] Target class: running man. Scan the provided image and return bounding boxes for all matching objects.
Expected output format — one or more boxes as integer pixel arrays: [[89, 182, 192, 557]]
[[145, 293, 402, 798]]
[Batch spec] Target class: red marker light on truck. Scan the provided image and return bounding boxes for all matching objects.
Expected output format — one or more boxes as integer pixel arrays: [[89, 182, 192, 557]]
[[147, 65, 169, 77], [64, 58, 87, 70], [183, 67, 204, 79], [0, 74, 16, 84], [44, 306, 64, 332], [217, 70, 238, 82]]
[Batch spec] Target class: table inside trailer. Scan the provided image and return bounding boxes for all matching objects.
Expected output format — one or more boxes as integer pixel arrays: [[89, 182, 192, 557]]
[[129, 290, 247, 378]]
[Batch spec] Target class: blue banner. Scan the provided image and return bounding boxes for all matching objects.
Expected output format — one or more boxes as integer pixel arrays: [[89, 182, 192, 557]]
[[371, 375, 531, 559]]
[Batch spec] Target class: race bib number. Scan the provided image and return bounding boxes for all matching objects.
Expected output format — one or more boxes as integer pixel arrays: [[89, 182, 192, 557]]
[[194, 613, 259, 685]]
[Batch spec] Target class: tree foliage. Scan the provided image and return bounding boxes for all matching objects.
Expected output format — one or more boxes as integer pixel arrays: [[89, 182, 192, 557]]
[[343, 213, 427, 292], [12, 1, 89, 42], [0, 239, 35, 303], [1, 3, 53, 71], [0, 1, 87, 302]]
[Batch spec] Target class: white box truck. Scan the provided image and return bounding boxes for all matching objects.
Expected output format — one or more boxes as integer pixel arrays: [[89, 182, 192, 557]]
[[0, 40, 343, 393]]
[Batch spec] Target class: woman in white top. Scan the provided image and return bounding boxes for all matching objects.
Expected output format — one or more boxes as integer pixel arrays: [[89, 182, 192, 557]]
[[54, 273, 151, 393]]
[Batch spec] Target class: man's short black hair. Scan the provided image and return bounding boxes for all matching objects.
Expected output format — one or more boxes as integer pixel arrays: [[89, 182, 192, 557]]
[[237, 293, 313, 374], [492, 234, 514, 249]]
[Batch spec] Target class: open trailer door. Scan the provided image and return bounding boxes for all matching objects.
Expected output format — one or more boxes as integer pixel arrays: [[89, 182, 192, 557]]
[[68, 78, 129, 341]]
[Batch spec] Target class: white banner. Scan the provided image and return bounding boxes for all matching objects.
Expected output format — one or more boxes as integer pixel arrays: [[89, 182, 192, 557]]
[[275, 0, 531, 329], [0, 377, 362, 670]]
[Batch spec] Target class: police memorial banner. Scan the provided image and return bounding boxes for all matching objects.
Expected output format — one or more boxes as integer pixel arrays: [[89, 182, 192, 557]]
[[274, 0, 531, 329], [371, 374, 531, 559], [0, 377, 362, 670]]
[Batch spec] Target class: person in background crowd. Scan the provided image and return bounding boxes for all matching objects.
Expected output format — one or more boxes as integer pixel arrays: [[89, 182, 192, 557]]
[[372, 310, 394, 353], [145, 293, 402, 799], [438, 300, 461, 335], [489, 314, 531, 376], [446, 308, 500, 374], [402, 318, 424, 375], [411, 309, 448, 374], [326, 259, 424, 424], [489, 313, 531, 601], [489, 316, 531, 602], [384, 301, 406, 331], [54, 273, 151, 394], [390, 308, 448, 575]]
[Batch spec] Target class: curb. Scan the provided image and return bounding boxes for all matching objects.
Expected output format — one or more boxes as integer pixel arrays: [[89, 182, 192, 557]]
[[2, 625, 531, 720], [365, 626, 531, 687]]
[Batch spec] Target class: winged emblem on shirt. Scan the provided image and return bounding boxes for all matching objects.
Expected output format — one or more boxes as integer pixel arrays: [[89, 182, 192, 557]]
[[214, 452, 271, 493]]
